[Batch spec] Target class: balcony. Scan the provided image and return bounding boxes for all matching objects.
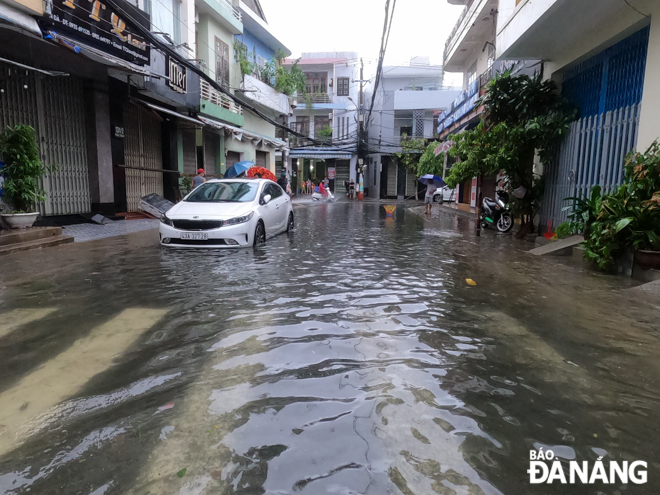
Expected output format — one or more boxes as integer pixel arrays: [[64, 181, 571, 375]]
[[296, 93, 349, 110], [200, 80, 244, 127], [443, 0, 497, 71], [197, 0, 243, 35], [241, 75, 291, 115]]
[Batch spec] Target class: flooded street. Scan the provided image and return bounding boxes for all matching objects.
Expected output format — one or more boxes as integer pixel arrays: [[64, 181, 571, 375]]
[[1, 203, 659, 495]]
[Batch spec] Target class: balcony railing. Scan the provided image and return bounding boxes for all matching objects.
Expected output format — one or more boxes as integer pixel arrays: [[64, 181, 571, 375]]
[[300, 93, 333, 104], [201, 80, 243, 115], [219, 0, 242, 21]]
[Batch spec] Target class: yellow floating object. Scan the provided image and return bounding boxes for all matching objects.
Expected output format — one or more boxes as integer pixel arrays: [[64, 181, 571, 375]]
[[384, 205, 396, 216], [466, 279, 477, 286]]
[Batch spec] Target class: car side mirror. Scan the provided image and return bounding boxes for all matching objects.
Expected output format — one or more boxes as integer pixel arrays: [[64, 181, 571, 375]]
[[261, 194, 272, 205]]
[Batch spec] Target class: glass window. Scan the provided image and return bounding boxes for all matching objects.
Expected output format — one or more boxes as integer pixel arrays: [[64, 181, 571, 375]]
[[185, 182, 259, 203], [337, 77, 349, 96], [150, 0, 180, 44], [267, 183, 283, 198]]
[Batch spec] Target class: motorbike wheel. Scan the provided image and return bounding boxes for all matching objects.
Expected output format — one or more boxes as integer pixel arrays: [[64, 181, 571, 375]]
[[497, 213, 513, 233]]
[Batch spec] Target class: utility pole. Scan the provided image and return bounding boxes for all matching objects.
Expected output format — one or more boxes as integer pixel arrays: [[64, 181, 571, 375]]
[[357, 58, 365, 200]]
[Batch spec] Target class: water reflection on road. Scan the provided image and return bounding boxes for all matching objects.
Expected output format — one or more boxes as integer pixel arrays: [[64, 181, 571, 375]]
[[0, 203, 659, 495]]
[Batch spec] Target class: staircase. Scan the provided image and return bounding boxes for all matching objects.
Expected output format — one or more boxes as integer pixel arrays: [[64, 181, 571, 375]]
[[0, 227, 74, 257]]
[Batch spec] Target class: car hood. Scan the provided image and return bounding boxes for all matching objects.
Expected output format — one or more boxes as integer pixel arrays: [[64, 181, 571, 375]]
[[166, 201, 254, 219]]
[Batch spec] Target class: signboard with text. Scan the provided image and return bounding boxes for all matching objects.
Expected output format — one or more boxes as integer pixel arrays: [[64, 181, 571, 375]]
[[327, 167, 336, 180], [167, 56, 187, 94], [47, 0, 151, 66]]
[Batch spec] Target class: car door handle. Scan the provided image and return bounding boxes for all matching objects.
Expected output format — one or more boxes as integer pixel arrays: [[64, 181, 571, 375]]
[[276, 204, 280, 209]]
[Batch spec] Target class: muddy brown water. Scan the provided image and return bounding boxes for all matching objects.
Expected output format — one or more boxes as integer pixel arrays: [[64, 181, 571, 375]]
[[0, 203, 659, 495]]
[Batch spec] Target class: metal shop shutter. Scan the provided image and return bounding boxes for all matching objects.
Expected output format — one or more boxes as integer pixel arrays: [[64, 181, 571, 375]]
[[255, 150, 268, 168], [226, 151, 241, 169], [42, 76, 91, 214], [334, 159, 350, 189], [0, 65, 90, 215], [405, 170, 417, 198], [181, 129, 197, 176], [123, 103, 163, 211], [203, 131, 217, 174], [387, 161, 397, 197]]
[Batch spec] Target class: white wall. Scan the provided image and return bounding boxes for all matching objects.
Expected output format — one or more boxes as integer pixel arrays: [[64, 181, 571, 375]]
[[636, 5, 660, 150]]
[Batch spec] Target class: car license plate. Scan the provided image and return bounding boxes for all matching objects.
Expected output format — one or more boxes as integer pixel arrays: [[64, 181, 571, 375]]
[[180, 233, 208, 240]]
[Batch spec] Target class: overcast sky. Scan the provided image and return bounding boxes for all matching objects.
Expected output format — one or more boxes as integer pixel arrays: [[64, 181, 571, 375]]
[[259, 0, 465, 85]]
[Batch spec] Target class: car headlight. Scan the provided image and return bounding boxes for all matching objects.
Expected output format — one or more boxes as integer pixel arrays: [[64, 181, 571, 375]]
[[161, 213, 172, 226], [224, 211, 254, 226]]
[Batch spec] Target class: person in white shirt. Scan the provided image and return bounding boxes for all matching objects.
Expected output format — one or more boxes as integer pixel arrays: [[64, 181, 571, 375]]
[[425, 181, 438, 215]]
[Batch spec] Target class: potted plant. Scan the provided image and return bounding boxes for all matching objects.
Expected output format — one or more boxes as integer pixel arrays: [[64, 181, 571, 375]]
[[582, 142, 660, 270], [0, 125, 50, 229]]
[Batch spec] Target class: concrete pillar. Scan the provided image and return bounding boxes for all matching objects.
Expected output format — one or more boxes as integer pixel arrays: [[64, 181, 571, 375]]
[[219, 133, 226, 175], [637, 11, 660, 152], [84, 82, 114, 215]]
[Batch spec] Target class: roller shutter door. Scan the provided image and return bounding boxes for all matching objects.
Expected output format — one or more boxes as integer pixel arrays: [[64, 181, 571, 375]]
[[123, 103, 163, 211], [0, 64, 90, 215], [335, 160, 350, 190]]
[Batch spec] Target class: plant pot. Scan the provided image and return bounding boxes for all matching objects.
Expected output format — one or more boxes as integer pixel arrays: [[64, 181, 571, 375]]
[[0, 212, 39, 229], [635, 249, 660, 270]]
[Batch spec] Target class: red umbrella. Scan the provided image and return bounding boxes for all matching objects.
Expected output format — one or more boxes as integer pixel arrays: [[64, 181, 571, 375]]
[[247, 166, 277, 182]]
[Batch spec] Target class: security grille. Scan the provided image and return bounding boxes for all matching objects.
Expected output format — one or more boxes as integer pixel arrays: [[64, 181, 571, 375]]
[[41, 77, 90, 215], [0, 64, 90, 215], [541, 27, 649, 231], [123, 103, 163, 211]]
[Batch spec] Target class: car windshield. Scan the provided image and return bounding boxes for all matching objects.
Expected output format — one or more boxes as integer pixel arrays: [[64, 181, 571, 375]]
[[185, 182, 259, 203]]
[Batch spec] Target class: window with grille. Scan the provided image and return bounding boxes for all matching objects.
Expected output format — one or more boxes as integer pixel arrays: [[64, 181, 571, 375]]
[[215, 37, 230, 88], [337, 77, 349, 96]]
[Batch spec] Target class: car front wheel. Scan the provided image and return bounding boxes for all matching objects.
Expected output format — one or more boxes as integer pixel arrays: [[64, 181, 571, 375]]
[[253, 221, 266, 246]]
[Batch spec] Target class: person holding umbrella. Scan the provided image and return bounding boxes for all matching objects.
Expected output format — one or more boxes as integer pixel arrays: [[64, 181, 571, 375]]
[[419, 174, 445, 215]]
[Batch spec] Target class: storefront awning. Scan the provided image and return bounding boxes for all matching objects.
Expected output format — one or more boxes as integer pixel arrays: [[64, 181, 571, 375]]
[[199, 116, 288, 151], [141, 101, 204, 125], [0, 4, 42, 38], [44, 31, 152, 76]]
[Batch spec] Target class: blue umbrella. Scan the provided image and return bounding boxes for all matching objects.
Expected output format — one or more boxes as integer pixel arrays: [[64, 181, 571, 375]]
[[418, 174, 446, 187], [225, 161, 254, 178]]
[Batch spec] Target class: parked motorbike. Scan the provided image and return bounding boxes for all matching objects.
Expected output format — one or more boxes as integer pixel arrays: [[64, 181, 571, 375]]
[[312, 190, 337, 203], [481, 190, 513, 232]]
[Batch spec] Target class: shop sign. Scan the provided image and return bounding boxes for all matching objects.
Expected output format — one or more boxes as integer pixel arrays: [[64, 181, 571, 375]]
[[327, 167, 336, 180], [167, 56, 187, 94], [47, 0, 151, 66], [113, 125, 125, 139]]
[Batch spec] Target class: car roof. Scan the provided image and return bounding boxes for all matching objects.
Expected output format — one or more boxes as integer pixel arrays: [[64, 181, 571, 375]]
[[205, 178, 273, 184]]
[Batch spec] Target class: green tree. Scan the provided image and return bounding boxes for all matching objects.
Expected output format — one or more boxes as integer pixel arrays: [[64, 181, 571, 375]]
[[446, 72, 574, 237], [275, 59, 306, 97], [416, 141, 445, 177]]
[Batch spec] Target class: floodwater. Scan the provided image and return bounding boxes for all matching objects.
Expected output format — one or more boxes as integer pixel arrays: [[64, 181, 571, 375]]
[[0, 203, 659, 495]]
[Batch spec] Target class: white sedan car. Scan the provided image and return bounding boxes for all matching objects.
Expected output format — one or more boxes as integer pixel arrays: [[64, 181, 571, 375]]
[[433, 186, 455, 204], [159, 178, 293, 248]]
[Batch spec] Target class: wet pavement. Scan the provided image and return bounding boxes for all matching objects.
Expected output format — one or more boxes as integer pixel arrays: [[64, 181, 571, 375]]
[[0, 203, 659, 495]]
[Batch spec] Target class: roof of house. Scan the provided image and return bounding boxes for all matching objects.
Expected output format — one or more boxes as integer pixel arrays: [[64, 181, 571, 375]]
[[242, 0, 266, 22]]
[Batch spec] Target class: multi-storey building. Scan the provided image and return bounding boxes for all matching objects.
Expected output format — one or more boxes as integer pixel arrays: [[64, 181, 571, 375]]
[[365, 57, 459, 200], [193, 0, 290, 176], [285, 52, 360, 194], [0, 0, 289, 218]]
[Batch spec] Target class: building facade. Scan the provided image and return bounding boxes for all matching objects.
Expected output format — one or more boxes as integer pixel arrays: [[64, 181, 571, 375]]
[[285, 52, 360, 195], [495, 0, 659, 231], [0, 0, 289, 218], [366, 57, 459, 200]]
